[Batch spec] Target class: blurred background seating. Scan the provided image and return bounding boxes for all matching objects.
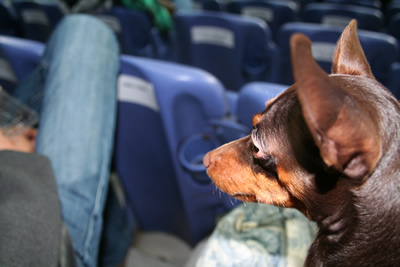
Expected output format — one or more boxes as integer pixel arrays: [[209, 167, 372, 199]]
[[1, 0, 400, 265]]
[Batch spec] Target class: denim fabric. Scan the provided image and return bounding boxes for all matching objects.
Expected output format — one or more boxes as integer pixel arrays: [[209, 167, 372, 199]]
[[13, 15, 120, 267]]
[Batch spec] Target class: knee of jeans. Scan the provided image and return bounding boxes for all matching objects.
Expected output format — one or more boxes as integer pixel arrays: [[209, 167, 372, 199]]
[[47, 14, 119, 56]]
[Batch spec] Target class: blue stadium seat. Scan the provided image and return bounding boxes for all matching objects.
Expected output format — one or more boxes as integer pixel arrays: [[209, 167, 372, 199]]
[[0, 1, 19, 36], [295, 0, 314, 8], [277, 22, 400, 97], [13, 1, 66, 42], [95, 6, 169, 59], [321, 0, 381, 9], [386, 2, 400, 23], [0, 50, 17, 93], [116, 56, 189, 243], [389, 13, 400, 45], [389, 13, 400, 95], [172, 11, 280, 93], [226, 0, 299, 41], [0, 35, 44, 93], [38, 1, 67, 28], [301, 3, 384, 31], [237, 82, 288, 129], [193, 0, 225, 11], [117, 55, 246, 245]]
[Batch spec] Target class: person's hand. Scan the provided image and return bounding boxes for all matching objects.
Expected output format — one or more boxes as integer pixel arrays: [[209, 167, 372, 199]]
[[0, 127, 37, 153]]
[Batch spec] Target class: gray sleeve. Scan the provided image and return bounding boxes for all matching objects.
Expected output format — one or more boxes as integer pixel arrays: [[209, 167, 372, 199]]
[[0, 150, 75, 267]]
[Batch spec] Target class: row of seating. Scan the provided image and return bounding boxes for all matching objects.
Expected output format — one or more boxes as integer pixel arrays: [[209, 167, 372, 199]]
[[2, 0, 395, 44], [1, 1, 400, 96], [195, 0, 400, 33], [1, 0, 399, 50], [172, 11, 400, 96], [0, 34, 287, 245], [95, 7, 169, 59], [0, 0, 66, 42], [91, 4, 400, 97]]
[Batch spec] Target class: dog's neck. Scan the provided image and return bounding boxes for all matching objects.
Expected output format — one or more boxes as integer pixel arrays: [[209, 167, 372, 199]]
[[308, 178, 356, 239], [306, 148, 400, 266]]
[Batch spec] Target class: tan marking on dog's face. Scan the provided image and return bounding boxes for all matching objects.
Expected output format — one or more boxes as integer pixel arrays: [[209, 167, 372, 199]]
[[205, 134, 302, 208], [275, 164, 309, 212], [252, 113, 262, 128], [204, 87, 314, 213]]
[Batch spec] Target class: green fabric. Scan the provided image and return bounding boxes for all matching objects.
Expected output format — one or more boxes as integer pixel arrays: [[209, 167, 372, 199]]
[[121, 0, 173, 33]]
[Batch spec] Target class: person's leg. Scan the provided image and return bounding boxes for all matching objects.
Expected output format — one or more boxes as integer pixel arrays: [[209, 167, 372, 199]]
[[16, 15, 120, 266]]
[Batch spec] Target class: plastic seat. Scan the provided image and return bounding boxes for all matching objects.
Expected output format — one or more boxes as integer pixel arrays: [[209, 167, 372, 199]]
[[0, 35, 44, 93], [277, 22, 400, 97], [295, 0, 314, 8], [0, 1, 19, 36], [193, 0, 224, 11], [226, 0, 299, 41], [117, 55, 246, 245], [39, 1, 67, 28], [13, 1, 66, 42], [389, 13, 400, 45], [301, 3, 384, 31], [386, 2, 400, 24], [95, 6, 168, 59], [172, 11, 280, 93], [237, 82, 288, 129], [321, 0, 381, 9]]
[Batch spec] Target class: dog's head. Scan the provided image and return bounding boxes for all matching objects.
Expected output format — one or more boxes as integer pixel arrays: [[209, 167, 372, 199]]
[[203, 20, 397, 220]]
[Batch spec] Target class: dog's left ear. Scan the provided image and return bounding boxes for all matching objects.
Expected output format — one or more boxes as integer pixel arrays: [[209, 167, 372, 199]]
[[290, 26, 381, 180]]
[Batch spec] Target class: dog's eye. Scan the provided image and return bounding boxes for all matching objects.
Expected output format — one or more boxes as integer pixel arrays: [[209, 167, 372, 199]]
[[253, 144, 259, 153]]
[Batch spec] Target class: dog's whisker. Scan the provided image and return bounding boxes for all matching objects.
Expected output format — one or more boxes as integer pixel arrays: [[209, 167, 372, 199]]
[[251, 211, 256, 219], [229, 196, 235, 206]]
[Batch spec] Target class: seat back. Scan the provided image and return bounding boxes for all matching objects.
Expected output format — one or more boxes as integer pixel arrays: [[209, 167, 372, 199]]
[[386, 2, 400, 23], [0, 1, 18, 36], [13, 1, 65, 42], [237, 82, 288, 129], [117, 55, 190, 242], [39, 1, 67, 28], [0, 35, 44, 93], [173, 11, 279, 91], [226, 0, 299, 41], [118, 55, 245, 245], [277, 22, 399, 87], [389, 13, 400, 48], [321, 0, 381, 9], [96, 6, 161, 58], [301, 3, 384, 31], [193, 0, 224, 11]]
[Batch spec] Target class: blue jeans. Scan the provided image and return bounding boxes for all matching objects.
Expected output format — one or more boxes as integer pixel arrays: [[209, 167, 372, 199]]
[[13, 15, 122, 267]]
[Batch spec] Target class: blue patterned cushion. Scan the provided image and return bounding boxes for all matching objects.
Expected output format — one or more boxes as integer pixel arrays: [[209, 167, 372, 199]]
[[196, 203, 317, 267]]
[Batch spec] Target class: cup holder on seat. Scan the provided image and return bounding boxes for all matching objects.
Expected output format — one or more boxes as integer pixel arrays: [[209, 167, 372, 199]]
[[178, 133, 221, 184]]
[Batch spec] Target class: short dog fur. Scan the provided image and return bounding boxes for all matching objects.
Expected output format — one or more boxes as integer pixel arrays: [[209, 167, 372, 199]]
[[203, 20, 400, 266]]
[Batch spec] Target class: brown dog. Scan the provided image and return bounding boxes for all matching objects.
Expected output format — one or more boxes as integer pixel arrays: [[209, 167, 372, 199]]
[[203, 20, 400, 266]]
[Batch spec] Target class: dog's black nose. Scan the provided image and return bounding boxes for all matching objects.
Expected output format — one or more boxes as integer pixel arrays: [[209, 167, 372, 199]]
[[203, 152, 211, 168]]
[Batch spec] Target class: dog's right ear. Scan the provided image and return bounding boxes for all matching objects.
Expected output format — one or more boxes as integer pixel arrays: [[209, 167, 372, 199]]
[[290, 32, 381, 181], [331, 20, 375, 79]]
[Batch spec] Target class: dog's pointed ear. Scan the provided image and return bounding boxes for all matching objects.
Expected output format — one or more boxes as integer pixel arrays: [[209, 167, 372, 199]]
[[290, 33, 381, 180], [331, 19, 375, 79]]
